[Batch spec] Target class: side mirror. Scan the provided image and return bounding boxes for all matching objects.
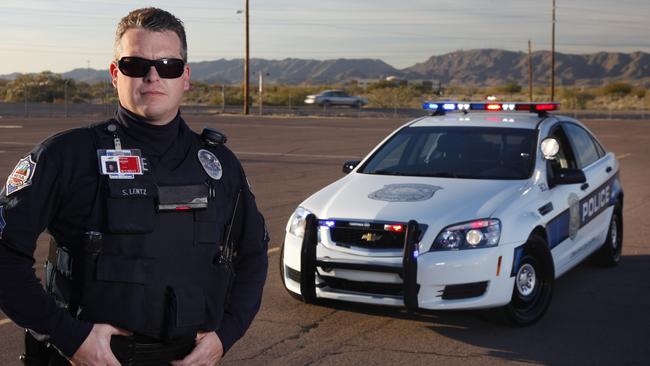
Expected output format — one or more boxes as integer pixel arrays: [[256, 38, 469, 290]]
[[540, 137, 560, 160], [552, 168, 586, 185], [342, 160, 361, 174]]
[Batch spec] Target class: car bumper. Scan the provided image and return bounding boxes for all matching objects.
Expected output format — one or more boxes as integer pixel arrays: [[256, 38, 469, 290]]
[[282, 220, 519, 310]]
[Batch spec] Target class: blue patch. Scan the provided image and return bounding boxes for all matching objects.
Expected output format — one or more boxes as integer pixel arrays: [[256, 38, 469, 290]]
[[510, 245, 525, 277], [547, 209, 571, 249], [0, 206, 6, 239]]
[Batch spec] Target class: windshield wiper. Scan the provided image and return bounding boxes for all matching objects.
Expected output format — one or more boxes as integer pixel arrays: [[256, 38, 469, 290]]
[[369, 170, 405, 175]]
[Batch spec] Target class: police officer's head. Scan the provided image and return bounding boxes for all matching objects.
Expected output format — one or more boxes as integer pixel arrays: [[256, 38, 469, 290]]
[[109, 8, 191, 126]]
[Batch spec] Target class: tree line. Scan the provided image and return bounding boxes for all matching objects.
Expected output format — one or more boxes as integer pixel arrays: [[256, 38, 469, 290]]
[[0, 72, 647, 110]]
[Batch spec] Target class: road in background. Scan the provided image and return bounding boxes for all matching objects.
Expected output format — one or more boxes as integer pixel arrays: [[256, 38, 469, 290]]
[[0, 115, 648, 365]]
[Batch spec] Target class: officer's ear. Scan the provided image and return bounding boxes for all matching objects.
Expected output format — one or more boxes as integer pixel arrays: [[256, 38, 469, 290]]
[[183, 63, 191, 92], [109, 62, 119, 88]]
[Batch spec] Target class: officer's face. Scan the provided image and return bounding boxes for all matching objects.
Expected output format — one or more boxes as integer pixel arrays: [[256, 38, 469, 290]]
[[110, 28, 191, 125]]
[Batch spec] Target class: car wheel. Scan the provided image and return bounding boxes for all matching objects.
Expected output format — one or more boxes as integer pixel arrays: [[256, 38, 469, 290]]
[[321, 100, 331, 108], [502, 235, 554, 326], [352, 101, 362, 109], [279, 241, 305, 301], [593, 202, 623, 267]]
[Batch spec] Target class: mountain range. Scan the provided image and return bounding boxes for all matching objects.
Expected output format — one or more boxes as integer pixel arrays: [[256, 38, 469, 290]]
[[2, 49, 649, 87]]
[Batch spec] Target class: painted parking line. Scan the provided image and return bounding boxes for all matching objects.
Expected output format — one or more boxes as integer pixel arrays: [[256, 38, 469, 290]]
[[267, 247, 280, 255], [236, 151, 360, 160], [0, 318, 12, 326], [617, 153, 632, 159], [0, 125, 22, 129], [0, 141, 36, 146]]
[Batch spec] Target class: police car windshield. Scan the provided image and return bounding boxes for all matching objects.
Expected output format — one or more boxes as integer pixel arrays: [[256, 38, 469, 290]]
[[359, 126, 536, 180]]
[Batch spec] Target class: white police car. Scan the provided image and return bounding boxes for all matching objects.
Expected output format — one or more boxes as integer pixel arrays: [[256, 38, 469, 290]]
[[280, 102, 624, 325]]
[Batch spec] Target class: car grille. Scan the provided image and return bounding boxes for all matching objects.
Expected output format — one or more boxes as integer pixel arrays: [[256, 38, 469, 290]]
[[329, 223, 406, 249], [440, 281, 488, 300], [319, 275, 404, 297]]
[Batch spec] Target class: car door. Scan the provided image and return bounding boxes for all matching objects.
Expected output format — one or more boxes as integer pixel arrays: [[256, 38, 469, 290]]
[[542, 124, 588, 276], [561, 122, 617, 264]]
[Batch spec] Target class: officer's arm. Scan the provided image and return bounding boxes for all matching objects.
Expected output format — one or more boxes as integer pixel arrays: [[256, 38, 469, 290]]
[[0, 145, 93, 357], [215, 164, 269, 353]]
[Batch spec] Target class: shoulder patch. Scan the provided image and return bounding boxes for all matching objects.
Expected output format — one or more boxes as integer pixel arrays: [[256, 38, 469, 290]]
[[6, 155, 37, 196], [198, 149, 223, 180]]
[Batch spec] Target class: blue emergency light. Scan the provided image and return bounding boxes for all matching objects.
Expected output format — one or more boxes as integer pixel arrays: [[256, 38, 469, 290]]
[[423, 102, 560, 115]]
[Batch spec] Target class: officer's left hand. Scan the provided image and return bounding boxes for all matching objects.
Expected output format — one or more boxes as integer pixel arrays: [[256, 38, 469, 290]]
[[171, 331, 224, 366]]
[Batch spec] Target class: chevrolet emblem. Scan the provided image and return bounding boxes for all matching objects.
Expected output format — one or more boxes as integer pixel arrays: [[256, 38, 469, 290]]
[[361, 232, 382, 242]]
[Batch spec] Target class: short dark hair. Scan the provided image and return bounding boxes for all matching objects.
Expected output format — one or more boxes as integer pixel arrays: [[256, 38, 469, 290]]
[[114, 7, 187, 62]]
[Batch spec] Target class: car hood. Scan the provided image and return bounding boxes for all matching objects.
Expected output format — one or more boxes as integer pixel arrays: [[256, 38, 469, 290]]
[[302, 172, 530, 229]]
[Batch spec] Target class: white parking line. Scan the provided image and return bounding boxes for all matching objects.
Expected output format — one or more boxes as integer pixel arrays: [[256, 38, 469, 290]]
[[236, 151, 360, 160], [0, 318, 12, 326], [0, 141, 36, 146], [267, 247, 280, 255], [618, 153, 632, 159], [0, 125, 22, 129]]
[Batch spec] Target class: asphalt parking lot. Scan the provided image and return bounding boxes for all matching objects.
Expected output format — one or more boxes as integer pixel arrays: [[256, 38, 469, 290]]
[[0, 114, 648, 365]]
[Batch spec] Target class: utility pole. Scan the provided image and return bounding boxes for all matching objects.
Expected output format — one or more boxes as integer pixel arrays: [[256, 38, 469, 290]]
[[528, 40, 533, 102], [551, 0, 556, 101], [221, 84, 226, 113], [259, 71, 263, 115], [243, 0, 250, 115]]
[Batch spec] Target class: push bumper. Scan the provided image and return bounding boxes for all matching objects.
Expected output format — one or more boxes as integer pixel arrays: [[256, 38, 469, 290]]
[[283, 215, 517, 311]]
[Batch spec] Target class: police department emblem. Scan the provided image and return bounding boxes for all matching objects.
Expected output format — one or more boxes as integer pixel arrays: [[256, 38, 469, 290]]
[[198, 149, 222, 180], [6, 155, 37, 196], [368, 183, 442, 202], [568, 193, 580, 240]]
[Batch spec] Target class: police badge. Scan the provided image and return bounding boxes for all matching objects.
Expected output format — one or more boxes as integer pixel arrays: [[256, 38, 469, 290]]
[[6, 155, 37, 196], [198, 149, 223, 180]]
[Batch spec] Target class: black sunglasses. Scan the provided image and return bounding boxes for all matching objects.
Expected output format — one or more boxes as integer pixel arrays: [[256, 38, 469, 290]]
[[117, 57, 185, 79]]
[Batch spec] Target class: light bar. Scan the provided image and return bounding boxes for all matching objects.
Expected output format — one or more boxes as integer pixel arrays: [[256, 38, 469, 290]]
[[423, 102, 560, 114]]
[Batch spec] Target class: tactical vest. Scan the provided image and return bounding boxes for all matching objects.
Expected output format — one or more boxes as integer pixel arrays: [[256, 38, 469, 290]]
[[45, 120, 235, 341]]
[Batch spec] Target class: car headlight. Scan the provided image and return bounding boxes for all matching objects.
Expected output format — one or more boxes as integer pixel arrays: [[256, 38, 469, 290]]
[[288, 207, 312, 238], [431, 219, 501, 251]]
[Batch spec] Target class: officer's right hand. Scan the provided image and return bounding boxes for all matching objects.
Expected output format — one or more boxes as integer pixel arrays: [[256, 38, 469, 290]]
[[70, 323, 132, 366]]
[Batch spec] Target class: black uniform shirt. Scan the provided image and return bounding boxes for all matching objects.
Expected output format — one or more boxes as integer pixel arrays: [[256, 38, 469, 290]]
[[0, 106, 268, 357]]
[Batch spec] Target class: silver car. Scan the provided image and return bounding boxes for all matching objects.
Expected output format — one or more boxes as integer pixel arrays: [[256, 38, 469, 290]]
[[304, 90, 368, 108]]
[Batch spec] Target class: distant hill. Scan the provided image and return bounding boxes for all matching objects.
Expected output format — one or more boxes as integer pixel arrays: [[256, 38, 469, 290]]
[[2, 50, 648, 86], [189, 58, 401, 84], [404, 49, 650, 86]]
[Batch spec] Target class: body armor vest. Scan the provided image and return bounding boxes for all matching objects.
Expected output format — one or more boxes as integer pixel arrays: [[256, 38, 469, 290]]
[[45, 120, 235, 340]]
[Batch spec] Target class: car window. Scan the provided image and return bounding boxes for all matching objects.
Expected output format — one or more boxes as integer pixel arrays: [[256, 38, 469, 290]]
[[548, 126, 577, 169], [359, 126, 536, 180], [563, 123, 601, 168]]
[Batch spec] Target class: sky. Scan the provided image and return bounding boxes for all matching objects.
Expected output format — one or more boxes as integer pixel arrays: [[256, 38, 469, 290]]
[[1, 0, 649, 74]]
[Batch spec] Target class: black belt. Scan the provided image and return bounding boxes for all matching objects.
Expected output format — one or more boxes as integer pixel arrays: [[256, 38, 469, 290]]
[[110, 335, 195, 366]]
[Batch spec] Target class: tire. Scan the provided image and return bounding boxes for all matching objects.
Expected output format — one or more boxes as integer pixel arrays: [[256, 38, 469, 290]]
[[279, 241, 304, 301], [593, 202, 623, 267], [502, 234, 554, 326], [321, 100, 331, 108], [352, 101, 362, 109]]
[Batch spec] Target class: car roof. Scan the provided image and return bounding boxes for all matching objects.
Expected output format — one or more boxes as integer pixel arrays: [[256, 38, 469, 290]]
[[409, 112, 553, 130]]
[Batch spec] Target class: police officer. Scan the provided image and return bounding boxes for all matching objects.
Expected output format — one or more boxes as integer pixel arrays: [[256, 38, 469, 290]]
[[0, 7, 268, 366]]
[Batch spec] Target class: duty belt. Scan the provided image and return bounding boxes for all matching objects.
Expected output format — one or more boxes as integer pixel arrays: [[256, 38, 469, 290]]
[[110, 334, 195, 366]]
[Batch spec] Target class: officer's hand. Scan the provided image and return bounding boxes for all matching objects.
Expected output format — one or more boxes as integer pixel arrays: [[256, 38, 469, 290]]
[[171, 331, 224, 366], [70, 323, 132, 366]]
